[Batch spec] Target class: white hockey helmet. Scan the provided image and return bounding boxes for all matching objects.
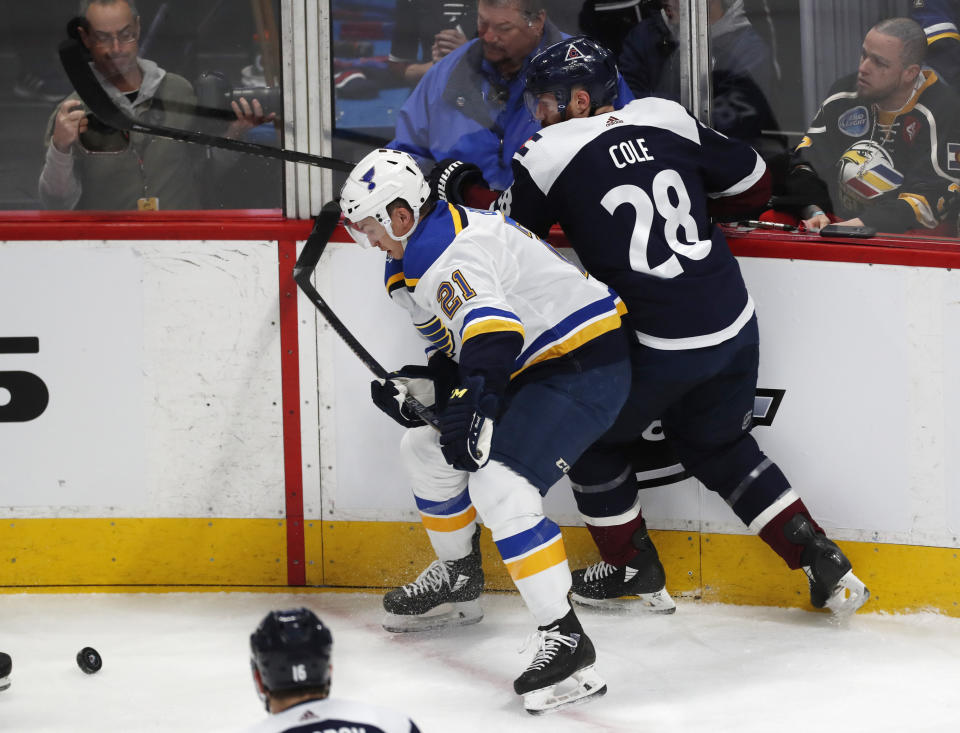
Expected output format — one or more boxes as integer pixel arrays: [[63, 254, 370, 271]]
[[836, 139, 902, 211], [339, 148, 431, 248]]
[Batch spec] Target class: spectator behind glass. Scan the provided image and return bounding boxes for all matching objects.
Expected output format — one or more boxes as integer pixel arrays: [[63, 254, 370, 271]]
[[618, 0, 784, 159], [389, 1, 477, 85], [578, 0, 644, 59], [779, 17, 960, 235], [909, 0, 960, 90], [388, 0, 633, 190], [38, 0, 273, 211]]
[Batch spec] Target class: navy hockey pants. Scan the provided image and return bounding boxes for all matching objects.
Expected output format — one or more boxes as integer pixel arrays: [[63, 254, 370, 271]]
[[571, 315, 792, 542]]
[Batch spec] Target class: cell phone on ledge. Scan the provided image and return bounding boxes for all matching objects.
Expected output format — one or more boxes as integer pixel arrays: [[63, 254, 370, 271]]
[[819, 224, 877, 238]]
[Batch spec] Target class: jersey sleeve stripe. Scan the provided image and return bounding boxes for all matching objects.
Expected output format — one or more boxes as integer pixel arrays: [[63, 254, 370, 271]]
[[461, 316, 526, 343], [897, 192, 938, 228], [386, 271, 405, 293], [928, 30, 960, 42], [415, 317, 456, 355], [709, 152, 766, 198]]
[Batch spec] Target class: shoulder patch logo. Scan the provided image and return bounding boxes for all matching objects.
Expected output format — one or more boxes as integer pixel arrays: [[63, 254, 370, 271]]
[[606, 115, 623, 127], [298, 710, 319, 721], [565, 43, 586, 61], [901, 116, 920, 144], [837, 106, 869, 137], [360, 166, 376, 191], [947, 142, 960, 171]]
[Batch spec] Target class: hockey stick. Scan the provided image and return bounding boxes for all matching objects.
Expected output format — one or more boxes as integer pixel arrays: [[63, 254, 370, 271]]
[[57, 34, 354, 172], [294, 202, 441, 430]]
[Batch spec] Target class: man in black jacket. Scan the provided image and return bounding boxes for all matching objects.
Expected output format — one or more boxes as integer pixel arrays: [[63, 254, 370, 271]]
[[782, 17, 960, 234]]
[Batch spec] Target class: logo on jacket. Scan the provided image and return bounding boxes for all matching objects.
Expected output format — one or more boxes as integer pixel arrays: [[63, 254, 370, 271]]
[[606, 115, 623, 127], [838, 106, 869, 137], [837, 140, 903, 208], [361, 166, 376, 191], [901, 115, 921, 144]]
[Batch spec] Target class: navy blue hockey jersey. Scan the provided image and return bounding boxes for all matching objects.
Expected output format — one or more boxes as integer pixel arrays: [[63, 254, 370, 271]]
[[498, 97, 766, 350]]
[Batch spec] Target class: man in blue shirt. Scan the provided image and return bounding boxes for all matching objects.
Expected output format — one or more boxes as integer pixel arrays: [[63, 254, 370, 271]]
[[388, 0, 633, 189]]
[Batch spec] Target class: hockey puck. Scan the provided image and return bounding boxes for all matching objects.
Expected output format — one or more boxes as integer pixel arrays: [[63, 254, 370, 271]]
[[76, 647, 102, 674]]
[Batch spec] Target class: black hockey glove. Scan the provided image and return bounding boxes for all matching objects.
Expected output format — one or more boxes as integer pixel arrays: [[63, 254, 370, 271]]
[[439, 375, 500, 472], [427, 158, 487, 205], [370, 365, 437, 429]]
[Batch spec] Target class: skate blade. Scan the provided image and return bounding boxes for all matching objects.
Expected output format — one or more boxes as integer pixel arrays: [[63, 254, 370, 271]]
[[825, 571, 870, 619], [522, 665, 607, 715], [570, 587, 677, 614], [382, 600, 483, 633]]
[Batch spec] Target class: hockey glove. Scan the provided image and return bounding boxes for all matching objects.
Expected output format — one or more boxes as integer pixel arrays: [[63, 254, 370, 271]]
[[370, 365, 437, 429], [427, 158, 487, 205], [439, 375, 500, 472]]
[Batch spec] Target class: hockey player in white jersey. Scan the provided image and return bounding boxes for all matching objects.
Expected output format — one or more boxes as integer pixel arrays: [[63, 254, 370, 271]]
[[341, 148, 633, 712], [243, 608, 420, 733], [431, 36, 870, 619]]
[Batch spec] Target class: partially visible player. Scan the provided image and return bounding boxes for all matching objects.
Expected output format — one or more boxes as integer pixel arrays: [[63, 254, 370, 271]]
[[0, 652, 10, 691], [342, 147, 632, 712], [243, 608, 421, 733], [432, 36, 870, 618]]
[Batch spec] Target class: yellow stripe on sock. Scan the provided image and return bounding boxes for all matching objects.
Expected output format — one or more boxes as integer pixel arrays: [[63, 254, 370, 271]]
[[505, 538, 567, 581], [419, 506, 477, 532]]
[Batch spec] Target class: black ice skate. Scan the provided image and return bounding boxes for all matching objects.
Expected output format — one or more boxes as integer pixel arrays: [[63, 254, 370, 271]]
[[382, 527, 484, 632], [514, 607, 606, 715], [785, 514, 869, 618], [0, 652, 10, 691], [570, 521, 676, 613]]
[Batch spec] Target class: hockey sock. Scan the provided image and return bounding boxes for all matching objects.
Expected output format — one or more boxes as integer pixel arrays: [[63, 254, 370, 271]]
[[756, 499, 825, 569]]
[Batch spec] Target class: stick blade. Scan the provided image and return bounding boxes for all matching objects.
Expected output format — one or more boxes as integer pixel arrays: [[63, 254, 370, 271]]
[[58, 36, 133, 131]]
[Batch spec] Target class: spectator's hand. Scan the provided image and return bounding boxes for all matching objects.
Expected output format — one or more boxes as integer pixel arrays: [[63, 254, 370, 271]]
[[802, 211, 832, 232], [432, 28, 468, 62], [225, 97, 277, 140], [52, 99, 88, 153]]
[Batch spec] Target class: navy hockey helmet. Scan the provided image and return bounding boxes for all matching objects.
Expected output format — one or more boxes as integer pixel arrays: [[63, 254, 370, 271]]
[[524, 35, 619, 118], [250, 608, 333, 697]]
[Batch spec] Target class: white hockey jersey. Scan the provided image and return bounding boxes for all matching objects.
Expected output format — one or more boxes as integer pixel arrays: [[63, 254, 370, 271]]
[[241, 696, 420, 733], [384, 202, 626, 392]]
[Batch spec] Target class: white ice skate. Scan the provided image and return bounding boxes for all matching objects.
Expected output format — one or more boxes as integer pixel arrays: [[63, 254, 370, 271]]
[[521, 663, 608, 715], [818, 569, 870, 620]]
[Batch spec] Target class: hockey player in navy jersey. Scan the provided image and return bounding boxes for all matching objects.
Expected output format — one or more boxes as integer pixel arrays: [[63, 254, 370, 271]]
[[431, 36, 870, 618], [341, 147, 632, 712], [243, 608, 421, 733]]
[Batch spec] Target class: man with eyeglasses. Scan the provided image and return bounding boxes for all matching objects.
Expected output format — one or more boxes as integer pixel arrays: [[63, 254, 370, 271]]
[[388, 0, 633, 190], [38, 0, 271, 210]]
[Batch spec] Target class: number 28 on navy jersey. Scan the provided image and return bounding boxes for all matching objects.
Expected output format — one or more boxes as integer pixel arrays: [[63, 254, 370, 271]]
[[500, 97, 767, 351]]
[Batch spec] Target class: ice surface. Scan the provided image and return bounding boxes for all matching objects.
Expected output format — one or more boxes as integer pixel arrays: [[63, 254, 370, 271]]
[[1, 591, 958, 732]]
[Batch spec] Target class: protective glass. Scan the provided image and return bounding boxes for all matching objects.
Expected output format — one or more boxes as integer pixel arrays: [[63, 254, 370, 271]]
[[343, 217, 376, 248], [523, 90, 560, 121], [89, 26, 139, 48]]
